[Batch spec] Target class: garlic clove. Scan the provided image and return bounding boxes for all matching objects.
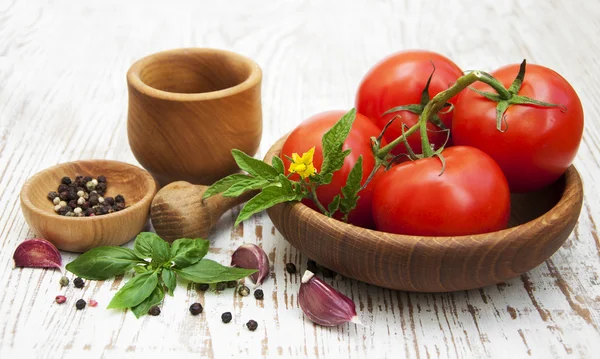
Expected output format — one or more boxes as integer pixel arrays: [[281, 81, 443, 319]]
[[299, 270, 361, 326], [230, 243, 269, 285], [13, 238, 62, 269]]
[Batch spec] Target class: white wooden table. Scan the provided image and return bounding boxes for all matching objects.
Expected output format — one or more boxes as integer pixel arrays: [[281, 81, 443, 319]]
[[1, 0, 599, 357]]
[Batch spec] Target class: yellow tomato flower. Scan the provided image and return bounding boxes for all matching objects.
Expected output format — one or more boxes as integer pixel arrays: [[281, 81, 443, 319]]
[[288, 147, 317, 179]]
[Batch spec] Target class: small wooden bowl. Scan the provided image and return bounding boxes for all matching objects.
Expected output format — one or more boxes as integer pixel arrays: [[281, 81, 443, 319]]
[[20, 160, 158, 252], [264, 136, 584, 292]]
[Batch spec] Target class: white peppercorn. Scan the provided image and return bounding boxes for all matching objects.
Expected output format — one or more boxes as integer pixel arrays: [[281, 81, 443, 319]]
[[54, 204, 62, 212], [77, 190, 85, 198], [59, 201, 67, 208], [53, 197, 60, 205], [73, 207, 82, 214]]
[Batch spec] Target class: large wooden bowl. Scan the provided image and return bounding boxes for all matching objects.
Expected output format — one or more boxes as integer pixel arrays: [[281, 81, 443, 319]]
[[264, 136, 584, 292], [20, 160, 158, 252]]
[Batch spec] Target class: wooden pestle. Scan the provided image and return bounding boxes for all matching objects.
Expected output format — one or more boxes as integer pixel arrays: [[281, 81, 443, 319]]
[[150, 181, 257, 242]]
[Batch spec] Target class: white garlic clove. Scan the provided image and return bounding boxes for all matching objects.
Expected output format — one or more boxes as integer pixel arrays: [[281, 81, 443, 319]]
[[298, 270, 361, 326], [230, 243, 270, 285]]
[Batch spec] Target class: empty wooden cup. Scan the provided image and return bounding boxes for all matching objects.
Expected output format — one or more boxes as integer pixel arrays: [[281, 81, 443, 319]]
[[127, 48, 263, 187]]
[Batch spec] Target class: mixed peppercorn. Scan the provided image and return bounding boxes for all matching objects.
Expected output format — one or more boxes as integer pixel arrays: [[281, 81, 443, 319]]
[[47, 175, 126, 217]]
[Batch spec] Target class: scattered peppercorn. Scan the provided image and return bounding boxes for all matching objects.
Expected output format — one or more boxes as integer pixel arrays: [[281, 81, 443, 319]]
[[198, 283, 210, 291], [246, 320, 258, 331], [73, 277, 85, 288], [227, 280, 237, 288], [48, 176, 126, 217], [254, 289, 264, 300], [285, 263, 297, 274], [61, 177, 72, 185], [238, 285, 250, 297], [221, 312, 232, 323], [189, 302, 203, 315], [307, 259, 319, 273], [75, 299, 86, 310], [148, 305, 161, 316], [55, 295, 67, 304], [88, 299, 98, 307], [59, 276, 69, 287], [216, 282, 227, 291], [322, 267, 335, 278]]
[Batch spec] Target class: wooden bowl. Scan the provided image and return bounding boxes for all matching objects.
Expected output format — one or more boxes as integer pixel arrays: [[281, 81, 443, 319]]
[[20, 160, 158, 252], [264, 136, 584, 292], [127, 48, 262, 187]]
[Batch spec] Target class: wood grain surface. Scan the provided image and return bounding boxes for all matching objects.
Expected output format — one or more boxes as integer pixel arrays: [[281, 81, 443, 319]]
[[1, 0, 599, 358]]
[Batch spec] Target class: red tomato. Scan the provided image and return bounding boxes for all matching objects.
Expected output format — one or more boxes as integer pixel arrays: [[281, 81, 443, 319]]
[[355, 50, 463, 154], [452, 63, 584, 192], [282, 111, 385, 229], [372, 146, 510, 236]]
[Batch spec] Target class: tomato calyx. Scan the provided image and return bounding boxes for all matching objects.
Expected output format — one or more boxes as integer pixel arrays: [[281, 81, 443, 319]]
[[381, 62, 453, 132], [468, 59, 567, 132]]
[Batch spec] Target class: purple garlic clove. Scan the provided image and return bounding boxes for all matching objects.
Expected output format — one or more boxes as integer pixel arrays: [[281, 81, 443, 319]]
[[231, 243, 269, 285], [13, 238, 62, 269], [299, 270, 361, 326]]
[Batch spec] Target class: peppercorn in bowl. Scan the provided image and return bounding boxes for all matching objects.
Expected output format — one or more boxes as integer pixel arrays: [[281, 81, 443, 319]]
[[20, 160, 158, 252]]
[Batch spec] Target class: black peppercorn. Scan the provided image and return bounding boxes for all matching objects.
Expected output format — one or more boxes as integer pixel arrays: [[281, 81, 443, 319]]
[[75, 175, 85, 186], [58, 206, 70, 216], [61, 177, 72, 185], [198, 283, 209, 291], [59, 191, 70, 201], [98, 206, 108, 215], [227, 280, 237, 288], [148, 306, 161, 316], [221, 312, 232, 323], [189, 302, 203, 315], [97, 175, 107, 183], [254, 289, 264, 300], [83, 176, 93, 183], [89, 196, 99, 206], [73, 277, 85, 288], [57, 184, 69, 193], [75, 299, 86, 310], [285, 263, 297, 274], [246, 320, 258, 331], [307, 259, 319, 273], [104, 196, 115, 205], [96, 182, 107, 195], [216, 282, 227, 291], [115, 202, 126, 211], [115, 194, 125, 203], [68, 200, 78, 209], [67, 189, 78, 201], [84, 208, 94, 216], [322, 267, 335, 278], [47, 191, 59, 201], [82, 202, 90, 210]]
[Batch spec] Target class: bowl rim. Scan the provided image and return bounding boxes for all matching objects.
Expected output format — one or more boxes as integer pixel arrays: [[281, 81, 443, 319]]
[[264, 135, 583, 245], [127, 47, 262, 102], [20, 159, 158, 222]]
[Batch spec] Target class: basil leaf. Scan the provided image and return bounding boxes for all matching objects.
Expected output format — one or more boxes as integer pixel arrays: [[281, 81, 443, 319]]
[[134, 232, 164, 259], [151, 238, 171, 266], [222, 177, 268, 197], [231, 149, 279, 180], [203, 174, 249, 199], [66, 247, 142, 280], [272, 156, 285, 174], [107, 271, 159, 309], [133, 265, 149, 274], [339, 155, 363, 217], [161, 268, 176, 296], [320, 108, 356, 181], [235, 185, 301, 226], [131, 285, 165, 319], [171, 238, 209, 268], [175, 259, 257, 284]]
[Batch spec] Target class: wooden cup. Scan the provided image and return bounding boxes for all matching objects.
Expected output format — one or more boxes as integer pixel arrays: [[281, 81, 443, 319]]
[[127, 48, 262, 187]]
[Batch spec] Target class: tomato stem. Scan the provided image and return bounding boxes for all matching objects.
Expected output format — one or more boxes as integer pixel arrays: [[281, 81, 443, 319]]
[[307, 183, 329, 216]]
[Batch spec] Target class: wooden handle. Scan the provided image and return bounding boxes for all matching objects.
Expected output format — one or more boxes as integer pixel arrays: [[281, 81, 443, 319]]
[[150, 181, 258, 242]]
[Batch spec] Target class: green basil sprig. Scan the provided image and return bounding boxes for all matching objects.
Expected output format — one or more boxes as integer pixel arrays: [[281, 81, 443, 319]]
[[203, 108, 364, 225], [65, 232, 256, 318]]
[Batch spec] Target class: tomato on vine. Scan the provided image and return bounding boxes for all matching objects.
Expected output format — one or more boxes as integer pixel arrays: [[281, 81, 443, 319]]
[[355, 50, 463, 154]]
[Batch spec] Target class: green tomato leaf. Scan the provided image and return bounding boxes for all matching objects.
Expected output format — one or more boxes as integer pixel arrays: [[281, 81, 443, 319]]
[[170, 238, 210, 268], [231, 149, 280, 180], [130, 285, 165, 319], [235, 184, 301, 226], [340, 155, 363, 217], [66, 247, 143, 280], [222, 177, 268, 197], [161, 268, 176, 296], [328, 194, 341, 214], [174, 259, 257, 284], [107, 271, 159, 309], [202, 174, 249, 199], [320, 108, 356, 178], [272, 156, 285, 174]]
